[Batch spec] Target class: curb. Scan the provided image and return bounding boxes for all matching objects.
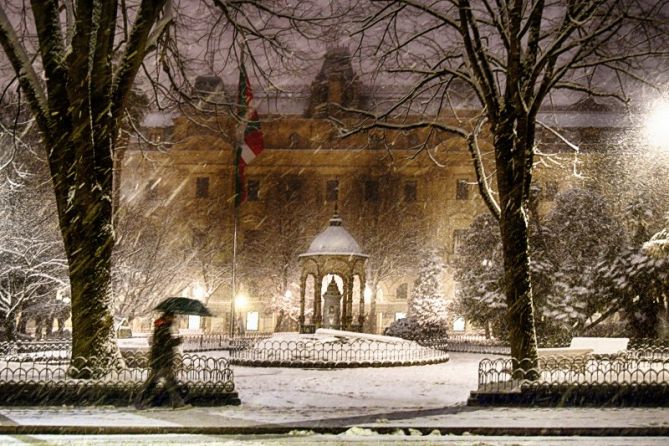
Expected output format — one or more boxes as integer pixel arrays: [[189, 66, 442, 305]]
[[1, 425, 668, 436]]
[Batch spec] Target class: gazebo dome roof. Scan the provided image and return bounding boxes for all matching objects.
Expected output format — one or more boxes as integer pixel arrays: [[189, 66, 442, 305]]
[[301, 213, 367, 257]]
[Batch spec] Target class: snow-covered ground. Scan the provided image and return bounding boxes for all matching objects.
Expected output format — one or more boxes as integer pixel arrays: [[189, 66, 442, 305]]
[[230, 352, 476, 422], [2, 352, 669, 445]]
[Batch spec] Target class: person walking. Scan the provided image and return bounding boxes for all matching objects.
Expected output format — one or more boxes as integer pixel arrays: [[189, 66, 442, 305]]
[[135, 311, 185, 408]]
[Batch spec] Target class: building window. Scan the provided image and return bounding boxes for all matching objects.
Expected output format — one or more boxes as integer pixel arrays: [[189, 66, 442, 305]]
[[326, 180, 339, 202], [284, 177, 302, 201], [246, 311, 259, 331], [453, 229, 467, 254], [396, 283, 408, 300], [364, 179, 379, 202], [192, 229, 206, 248], [247, 179, 259, 201], [195, 177, 209, 198], [456, 179, 469, 200], [146, 179, 159, 200], [404, 181, 417, 202], [543, 180, 559, 201], [188, 315, 201, 330]]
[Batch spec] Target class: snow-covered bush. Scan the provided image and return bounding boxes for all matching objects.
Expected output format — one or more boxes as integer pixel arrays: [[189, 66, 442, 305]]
[[383, 316, 449, 341], [386, 250, 449, 341]]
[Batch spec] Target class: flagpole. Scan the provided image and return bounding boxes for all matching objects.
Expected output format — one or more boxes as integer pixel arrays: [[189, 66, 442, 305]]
[[230, 205, 238, 337]]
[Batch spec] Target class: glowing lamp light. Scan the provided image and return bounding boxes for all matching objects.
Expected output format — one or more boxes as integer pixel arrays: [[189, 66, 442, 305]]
[[363, 287, 372, 303], [235, 293, 248, 310], [644, 97, 669, 152], [192, 283, 206, 300]]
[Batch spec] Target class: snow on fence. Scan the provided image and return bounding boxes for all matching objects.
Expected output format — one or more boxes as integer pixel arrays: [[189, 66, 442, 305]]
[[229, 332, 449, 367], [446, 335, 511, 355], [477, 350, 669, 393], [180, 332, 272, 352], [0, 352, 238, 406]]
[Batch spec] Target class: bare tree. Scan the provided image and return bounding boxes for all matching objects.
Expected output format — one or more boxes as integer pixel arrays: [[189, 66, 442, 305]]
[[349, 170, 425, 333], [0, 101, 68, 341], [238, 176, 314, 331], [342, 0, 669, 373], [0, 0, 330, 370]]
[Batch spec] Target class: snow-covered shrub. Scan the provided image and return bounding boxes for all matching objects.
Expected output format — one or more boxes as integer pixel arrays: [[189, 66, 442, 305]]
[[383, 316, 449, 341]]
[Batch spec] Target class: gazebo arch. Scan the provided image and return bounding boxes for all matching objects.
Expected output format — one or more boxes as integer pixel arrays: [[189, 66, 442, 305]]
[[298, 212, 368, 332]]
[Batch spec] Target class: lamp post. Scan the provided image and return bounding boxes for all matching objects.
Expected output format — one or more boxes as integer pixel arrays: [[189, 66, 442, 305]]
[[644, 97, 669, 152], [233, 292, 248, 336]]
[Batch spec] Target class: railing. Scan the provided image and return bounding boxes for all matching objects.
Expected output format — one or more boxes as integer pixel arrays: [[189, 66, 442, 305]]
[[477, 348, 669, 393], [0, 352, 237, 406], [0, 340, 71, 357], [180, 332, 272, 352], [446, 335, 511, 355], [229, 337, 450, 367]]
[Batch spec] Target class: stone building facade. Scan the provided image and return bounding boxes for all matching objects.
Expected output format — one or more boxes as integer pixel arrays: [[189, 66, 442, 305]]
[[120, 50, 632, 335]]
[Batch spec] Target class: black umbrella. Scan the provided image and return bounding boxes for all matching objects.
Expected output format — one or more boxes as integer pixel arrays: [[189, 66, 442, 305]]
[[154, 297, 213, 317]]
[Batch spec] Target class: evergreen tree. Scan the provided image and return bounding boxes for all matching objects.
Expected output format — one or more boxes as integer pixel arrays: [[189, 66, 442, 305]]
[[408, 250, 448, 336]]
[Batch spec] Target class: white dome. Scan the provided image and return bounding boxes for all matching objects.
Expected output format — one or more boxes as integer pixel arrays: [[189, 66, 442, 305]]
[[301, 215, 366, 257]]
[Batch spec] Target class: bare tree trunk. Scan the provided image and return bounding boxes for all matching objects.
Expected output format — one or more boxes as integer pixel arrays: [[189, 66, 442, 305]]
[[495, 121, 539, 379], [2, 311, 17, 341]]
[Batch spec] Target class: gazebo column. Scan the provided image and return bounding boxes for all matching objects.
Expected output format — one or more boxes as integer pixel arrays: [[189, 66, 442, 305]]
[[299, 274, 307, 333], [358, 273, 366, 332], [313, 274, 323, 328], [340, 277, 348, 329], [344, 277, 353, 330]]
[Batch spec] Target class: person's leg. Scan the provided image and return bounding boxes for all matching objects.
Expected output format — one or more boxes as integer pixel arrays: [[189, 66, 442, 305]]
[[165, 373, 185, 408], [135, 372, 158, 409]]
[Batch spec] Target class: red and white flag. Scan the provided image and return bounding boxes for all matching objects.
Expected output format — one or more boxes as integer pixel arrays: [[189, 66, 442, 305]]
[[235, 62, 264, 205]]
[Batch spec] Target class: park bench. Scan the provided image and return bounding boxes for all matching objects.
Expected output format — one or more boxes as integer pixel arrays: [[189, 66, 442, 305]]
[[537, 337, 629, 373], [538, 337, 629, 358]]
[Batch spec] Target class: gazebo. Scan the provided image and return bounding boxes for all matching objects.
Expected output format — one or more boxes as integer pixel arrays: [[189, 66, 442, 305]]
[[298, 211, 368, 333]]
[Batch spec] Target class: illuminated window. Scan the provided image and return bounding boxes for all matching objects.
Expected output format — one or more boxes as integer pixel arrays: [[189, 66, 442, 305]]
[[246, 311, 259, 331]]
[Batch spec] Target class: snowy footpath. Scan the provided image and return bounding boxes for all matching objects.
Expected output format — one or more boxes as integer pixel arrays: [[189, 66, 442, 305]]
[[1, 353, 668, 444]]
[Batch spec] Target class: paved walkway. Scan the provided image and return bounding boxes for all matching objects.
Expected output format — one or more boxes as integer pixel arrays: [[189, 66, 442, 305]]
[[1, 352, 668, 441], [1, 405, 668, 436]]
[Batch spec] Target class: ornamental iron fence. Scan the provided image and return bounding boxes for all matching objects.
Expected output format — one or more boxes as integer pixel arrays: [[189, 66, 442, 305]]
[[229, 337, 449, 367], [180, 332, 272, 352], [446, 335, 511, 355], [0, 352, 238, 406], [479, 352, 669, 391]]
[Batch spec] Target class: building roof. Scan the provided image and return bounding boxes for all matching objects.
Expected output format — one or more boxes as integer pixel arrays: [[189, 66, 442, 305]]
[[300, 213, 367, 258]]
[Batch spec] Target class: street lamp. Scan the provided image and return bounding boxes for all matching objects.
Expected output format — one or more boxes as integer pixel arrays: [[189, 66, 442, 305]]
[[233, 292, 248, 335], [644, 96, 669, 152]]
